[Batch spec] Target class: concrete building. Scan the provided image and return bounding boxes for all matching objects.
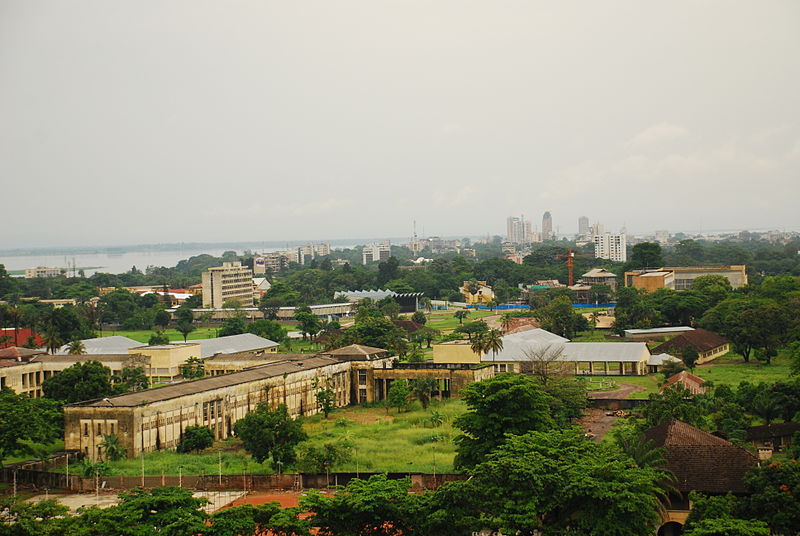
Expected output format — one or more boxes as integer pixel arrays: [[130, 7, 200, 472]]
[[579, 268, 618, 291], [593, 232, 627, 262], [459, 281, 495, 304], [625, 265, 748, 291], [578, 216, 589, 237], [506, 216, 532, 244], [253, 252, 290, 274], [655, 230, 670, 245], [362, 241, 391, 264], [542, 211, 554, 240], [295, 244, 331, 265], [24, 267, 63, 278], [201, 262, 254, 308], [652, 328, 730, 364]]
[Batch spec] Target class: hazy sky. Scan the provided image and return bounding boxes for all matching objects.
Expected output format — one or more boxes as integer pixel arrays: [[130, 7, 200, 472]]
[[2, 1, 799, 248]]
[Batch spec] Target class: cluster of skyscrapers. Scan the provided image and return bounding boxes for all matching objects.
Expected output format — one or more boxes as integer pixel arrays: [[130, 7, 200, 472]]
[[505, 212, 556, 245]]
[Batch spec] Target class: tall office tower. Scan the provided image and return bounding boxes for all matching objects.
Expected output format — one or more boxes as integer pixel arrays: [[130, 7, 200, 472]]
[[542, 211, 554, 240], [590, 223, 605, 238], [578, 216, 590, 237], [593, 233, 628, 262], [506, 216, 532, 244], [201, 261, 255, 308]]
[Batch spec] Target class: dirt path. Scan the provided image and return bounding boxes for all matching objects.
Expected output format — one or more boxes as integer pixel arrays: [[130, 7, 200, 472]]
[[579, 409, 617, 441], [588, 383, 642, 399]]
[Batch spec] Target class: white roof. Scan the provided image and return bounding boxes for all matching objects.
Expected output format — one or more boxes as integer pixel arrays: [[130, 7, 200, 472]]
[[648, 353, 682, 366], [624, 327, 695, 336], [478, 329, 569, 362], [480, 340, 649, 364], [173, 333, 279, 359], [582, 268, 617, 278], [56, 335, 141, 355], [334, 289, 397, 301]]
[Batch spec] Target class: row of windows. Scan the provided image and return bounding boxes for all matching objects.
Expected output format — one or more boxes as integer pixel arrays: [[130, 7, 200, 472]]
[[83, 422, 116, 436]]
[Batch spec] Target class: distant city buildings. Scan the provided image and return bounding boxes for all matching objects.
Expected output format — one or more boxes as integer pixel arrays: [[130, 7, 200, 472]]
[[201, 261, 254, 308], [542, 211, 554, 240], [578, 216, 590, 237], [362, 241, 391, 264], [506, 216, 533, 244], [593, 232, 627, 262], [254, 252, 290, 274], [295, 243, 331, 265], [654, 230, 670, 245], [25, 266, 63, 278]]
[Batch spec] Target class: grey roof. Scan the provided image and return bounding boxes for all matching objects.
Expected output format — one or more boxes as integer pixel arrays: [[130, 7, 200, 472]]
[[335, 289, 397, 301], [55, 336, 141, 355], [560, 342, 649, 363], [478, 329, 569, 362], [582, 268, 617, 278], [624, 327, 695, 336], [174, 333, 279, 359], [648, 353, 682, 366], [69, 356, 339, 407], [32, 354, 131, 364]]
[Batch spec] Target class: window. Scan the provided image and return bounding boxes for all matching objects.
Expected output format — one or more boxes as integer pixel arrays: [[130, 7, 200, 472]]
[[97, 446, 102, 458], [97, 423, 102, 436], [358, 370, 367, 385], [110, 423, 115, 434], [84, 423, 89, 436]]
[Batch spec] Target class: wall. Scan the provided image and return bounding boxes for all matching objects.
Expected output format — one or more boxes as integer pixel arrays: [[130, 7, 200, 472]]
[[432, 343, 479, 364]]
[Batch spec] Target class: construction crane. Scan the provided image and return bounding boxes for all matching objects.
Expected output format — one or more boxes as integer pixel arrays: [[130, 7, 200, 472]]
[[556, 248, 594, 286]]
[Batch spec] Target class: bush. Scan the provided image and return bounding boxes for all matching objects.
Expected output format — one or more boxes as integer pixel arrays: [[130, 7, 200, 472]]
[[177, 426, 214, 453], [295, 442, 352, 473]]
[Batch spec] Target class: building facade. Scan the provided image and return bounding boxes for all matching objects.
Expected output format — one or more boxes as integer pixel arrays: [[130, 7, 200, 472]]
[[542, 211, 554, 240], [201, 261, 254, 308], [25, 266, 63, 278], [362, 241, 391, 264], [295, 244, 331, 265], [593, 232, 627, 262], [577, 216, 589, 237], [506, 216, 532, 244], [625, 265, 748, 291], [253, 252, 290, 274]]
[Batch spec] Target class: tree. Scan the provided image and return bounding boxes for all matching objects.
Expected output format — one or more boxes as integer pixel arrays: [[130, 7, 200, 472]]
[[154, 309, 171, 329], [453, 310, 470, 325], [295, 311, 322, 341], [314, 378, 336, 418], [520, 343, 569, 383], [682, 345, 699, 371], [739, 461, 800, 536], [148, 329, 170, 345], [682, 518, 770, 536], [176, 320, 195, 342], [0, 388, 63, 464], [42, 360, 116, 403], [410, 378, 439, 409], [114, 366, 149, 393], [536, 296, 583, 338], [682, 492, 770, 536], [629, 241, 664, 269], [344, 316, 406, 350], [453, 374, 556, 469], [177, 425, 214, 453], [246, 319, 288, 343], [180, 356, 205, 379], [454, 320, 488, 341], [410, 310, 427, 325], [234, 403, 307, 469], [481, 329, 504, 362], [432, 429, 664, 536], [386, 379, 410, 413], [99, 433, 126, 461], [66, 339, 86, 355], [219, 316, 247, 337], [500, 313, 514, 333], [641, 384, 708, 429], [295, 441, 352, 473], [42, 328, 63, 354], [661, 359, 687, 379], [692, 275, 733, 307]]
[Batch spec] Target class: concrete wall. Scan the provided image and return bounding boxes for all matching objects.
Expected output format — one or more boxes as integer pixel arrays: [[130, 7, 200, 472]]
[[432, 343, 479, 364]]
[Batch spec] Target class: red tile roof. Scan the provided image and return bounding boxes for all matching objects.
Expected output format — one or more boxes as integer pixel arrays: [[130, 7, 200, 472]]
[[644, 419, 758, 493], [661, 371, 707, 395], [0, 328, 43, 348], [652, 328, 728, 354]]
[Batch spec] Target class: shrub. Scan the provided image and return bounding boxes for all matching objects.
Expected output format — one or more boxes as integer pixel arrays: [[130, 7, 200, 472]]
[[177, 426, 214, 453]]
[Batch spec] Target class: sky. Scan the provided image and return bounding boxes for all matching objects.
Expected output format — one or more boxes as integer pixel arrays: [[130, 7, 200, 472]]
[[2, 1, 799, 249]]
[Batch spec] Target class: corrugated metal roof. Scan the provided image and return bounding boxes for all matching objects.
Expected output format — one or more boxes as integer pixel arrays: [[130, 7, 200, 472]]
[[173, 333, 279, 359], [478, 329, 569, 362], [70, 356, 339, 407], [560, 342, 649, 363], [55, 336, 141, 355]]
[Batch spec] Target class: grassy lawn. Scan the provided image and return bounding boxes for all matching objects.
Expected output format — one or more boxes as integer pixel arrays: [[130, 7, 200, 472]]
[[571, 330, 610, 342], [55, 399, 466, 476], [98, 327, 221, 344], [588, 375, 663, 399], [692, 352, 792, 386], [3, 440, 64, 465], [425, 309, 495, 333]]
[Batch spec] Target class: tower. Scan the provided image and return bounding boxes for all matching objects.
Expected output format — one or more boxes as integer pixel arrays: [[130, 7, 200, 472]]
[[542, 211, 553, 241]]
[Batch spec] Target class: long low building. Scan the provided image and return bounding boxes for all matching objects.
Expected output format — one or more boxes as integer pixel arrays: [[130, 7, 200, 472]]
[[65, 354, 392, 460]]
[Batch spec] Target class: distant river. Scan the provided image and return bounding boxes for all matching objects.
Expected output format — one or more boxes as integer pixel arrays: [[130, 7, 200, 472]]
[[0, 248, 268, 277]]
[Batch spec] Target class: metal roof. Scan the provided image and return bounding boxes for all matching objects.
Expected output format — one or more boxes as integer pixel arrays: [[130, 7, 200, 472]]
[[478, 329, 569, 362], [173, 333, 279, 359], [480, 340, 649, 364], [55, 336, 141, 355], [69, 356, 339, 407], [624, 327, 694, 336], [647, 353, 681, 366]]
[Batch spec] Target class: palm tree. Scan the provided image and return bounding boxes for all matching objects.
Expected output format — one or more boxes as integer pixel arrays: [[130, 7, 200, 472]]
[[99, 434, 126, 461], [421, 297, 433, 314], [500, 313, 514, 333], [617, 432, 678, 513], [470, 333, 487, 360], [454, 310, 470, 325], [6, 306, 22, 347], [66, 339, 86, 355], [42, 329, 63, 354], [483, 329, 504, 362]]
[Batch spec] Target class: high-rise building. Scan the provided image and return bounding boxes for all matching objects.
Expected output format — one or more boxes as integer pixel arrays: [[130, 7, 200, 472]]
[[201, 261, 254, 308], [506, 216, 532, 244], [295, 243, 331, 265], [254, 252, 290, 274], [362, 241, 391, 264], [655, 230, 670, 245], [542, 211, 554, 241], [590, 223, 605, 238], [593, 233, 627, 262], [578, 216, 590, 237]]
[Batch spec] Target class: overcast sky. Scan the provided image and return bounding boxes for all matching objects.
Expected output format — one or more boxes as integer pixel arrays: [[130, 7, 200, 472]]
[[2, 1, 799, 248]]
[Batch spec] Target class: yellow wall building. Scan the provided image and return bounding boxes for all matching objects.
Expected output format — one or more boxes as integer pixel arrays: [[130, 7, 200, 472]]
[[130, 344, 201, 382]]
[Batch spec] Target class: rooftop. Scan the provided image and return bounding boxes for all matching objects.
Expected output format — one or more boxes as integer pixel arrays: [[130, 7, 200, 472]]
[[55, 336, 141, 355], [652, 328, 728, 354], [171, 333, 279, 359]]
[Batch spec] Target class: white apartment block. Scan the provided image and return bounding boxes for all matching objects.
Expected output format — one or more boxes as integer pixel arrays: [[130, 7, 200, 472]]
[[295, 243, 331, 265], [25, 266, 63, 278], [506, 217, 533, 244], [593, 233, 627, 262], [362, 241, 391, 264], [201, 261, 254, 308]]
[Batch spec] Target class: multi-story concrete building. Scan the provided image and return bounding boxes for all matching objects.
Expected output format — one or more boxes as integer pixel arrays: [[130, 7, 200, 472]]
[[578, 216, 590, 237], [362, 241, 391, 264], [295, 243, 331, 265], [506, 216, 532, 244], [24, 266, 63, 278], [625, 265, 748, 291], [542, 211, 554, 240], [202, 262, 254, 308], [593, 232, 627, 262], [253, 252, 290, 274], [655, 230, 670, 245]]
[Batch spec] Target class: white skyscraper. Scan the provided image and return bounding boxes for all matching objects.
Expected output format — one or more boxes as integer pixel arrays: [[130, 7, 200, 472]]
[[506, 216, 532, 244], [578, 216, 590, 237], [593, 233, 627, 262]]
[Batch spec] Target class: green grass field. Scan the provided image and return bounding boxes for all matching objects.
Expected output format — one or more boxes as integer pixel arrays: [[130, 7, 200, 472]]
[[425, 309, 495, 333], [54, 399, 466, 476]]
